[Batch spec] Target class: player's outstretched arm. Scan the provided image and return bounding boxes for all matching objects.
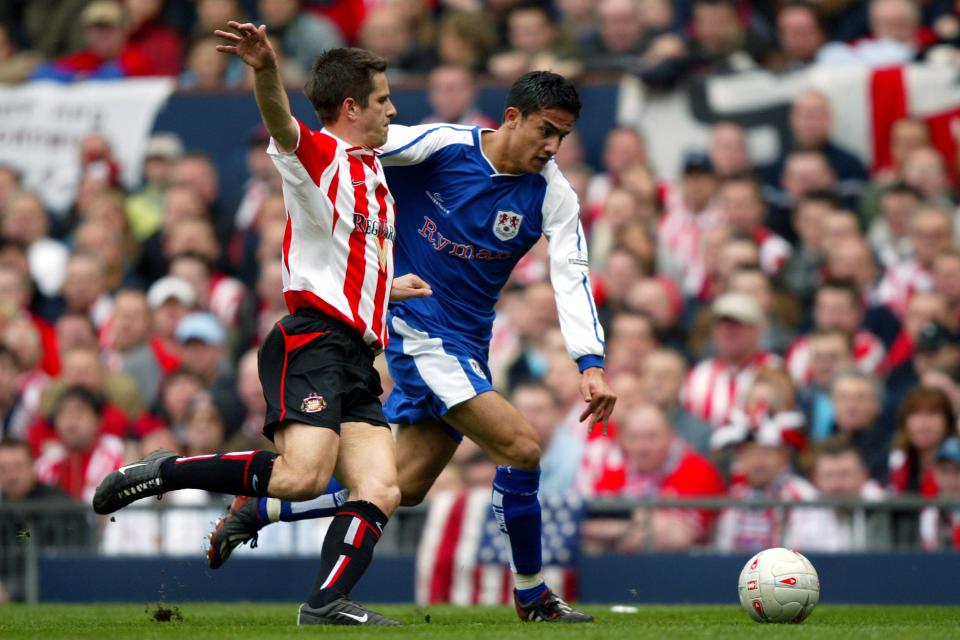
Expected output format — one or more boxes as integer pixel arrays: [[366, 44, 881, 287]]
[[390, 273, 432, 301], [214, 21, 297, 150]]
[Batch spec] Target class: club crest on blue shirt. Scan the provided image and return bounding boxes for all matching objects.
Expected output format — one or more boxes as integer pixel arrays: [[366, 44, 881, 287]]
[[493, 210, 523, 241], [468, 358, 486, 380]]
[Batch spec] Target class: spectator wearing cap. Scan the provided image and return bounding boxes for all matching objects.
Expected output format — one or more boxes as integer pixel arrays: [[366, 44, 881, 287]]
[[683, 292, 782, 428], [33, 386, 125, 502], [920, 437, 960, 551], [717, 176, 792, 277], [175, 312, 243, 434], [581, 403, 725, 552], [712, 406, 830, 552], [658, 151, 722, 286], [639, 348, 713, 455], [30, 1, 153, 81], [807, 441, 888, 551], [787, 281, 887, 387], [258, 0, 344, 77], [889, 386, 957, 496], [728, 267, 797, 357], [126, 133, 184, 243], [146, 275, 193, 375]]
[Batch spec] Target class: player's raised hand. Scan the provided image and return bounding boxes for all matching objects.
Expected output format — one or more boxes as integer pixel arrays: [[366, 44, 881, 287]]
[[579, 367, 617, 434], [390, 273, 433, 301], [214, 21, 277, 71]]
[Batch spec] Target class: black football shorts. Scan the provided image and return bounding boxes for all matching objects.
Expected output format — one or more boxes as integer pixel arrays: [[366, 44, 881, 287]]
[[259, 309, 388, 441]]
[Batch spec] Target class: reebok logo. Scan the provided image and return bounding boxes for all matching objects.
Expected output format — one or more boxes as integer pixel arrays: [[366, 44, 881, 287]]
[[337, 611, 368, 623]]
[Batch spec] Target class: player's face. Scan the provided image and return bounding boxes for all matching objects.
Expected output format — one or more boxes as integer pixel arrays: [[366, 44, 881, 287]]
[[358, 72, 396, 149], [509, 107, 575, 173]]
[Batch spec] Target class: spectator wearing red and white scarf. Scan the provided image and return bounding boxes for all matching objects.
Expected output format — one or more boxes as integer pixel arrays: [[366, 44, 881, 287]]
[[711, 407, 828, 552], [684, 293, 782, 427], [876, 205, 953, 318]]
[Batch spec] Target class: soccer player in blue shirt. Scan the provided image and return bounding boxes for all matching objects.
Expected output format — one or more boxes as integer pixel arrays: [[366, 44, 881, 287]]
[[209, 71, 616, 622]]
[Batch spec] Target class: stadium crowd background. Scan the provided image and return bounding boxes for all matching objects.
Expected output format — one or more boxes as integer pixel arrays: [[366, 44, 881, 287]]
[[2, 0, 960, 600]]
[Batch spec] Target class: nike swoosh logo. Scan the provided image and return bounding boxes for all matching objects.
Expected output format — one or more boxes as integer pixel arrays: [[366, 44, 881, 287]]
[[337, 611, 368, 623], [252, 475, 259, 492], [375, 522, 383, 533], [117, 463, 147, 476], [352, 180, 365, 187]]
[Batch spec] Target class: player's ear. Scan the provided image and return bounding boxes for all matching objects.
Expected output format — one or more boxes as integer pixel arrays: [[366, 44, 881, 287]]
[[503, 106, 521, 129], [342, 97, 358, 122]]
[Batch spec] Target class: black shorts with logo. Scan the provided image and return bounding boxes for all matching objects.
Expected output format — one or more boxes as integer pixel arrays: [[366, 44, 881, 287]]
[[259, 309, 388, 441]]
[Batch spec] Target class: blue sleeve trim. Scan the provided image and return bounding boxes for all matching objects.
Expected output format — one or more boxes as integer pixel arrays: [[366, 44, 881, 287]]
[[577, 355, 604, 372], [380, 125, 474, 159]]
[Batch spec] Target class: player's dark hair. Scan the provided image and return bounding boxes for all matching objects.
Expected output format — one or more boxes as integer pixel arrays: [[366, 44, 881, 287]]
[[505, 71, 581, 119], [304, 48, 388, 125]]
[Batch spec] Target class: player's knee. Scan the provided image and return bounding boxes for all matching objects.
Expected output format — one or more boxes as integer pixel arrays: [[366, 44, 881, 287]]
[[504, 436, 541, 470], [355, 479, 401, 516], [277, 467, 330, 501]]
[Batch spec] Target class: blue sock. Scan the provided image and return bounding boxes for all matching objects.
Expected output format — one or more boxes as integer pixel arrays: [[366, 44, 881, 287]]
[[492, 466, 547, 605], [257, 478, 348, 523]]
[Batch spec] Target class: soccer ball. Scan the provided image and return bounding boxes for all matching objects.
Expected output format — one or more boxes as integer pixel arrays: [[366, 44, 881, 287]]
[[737, 547, 819, 623]]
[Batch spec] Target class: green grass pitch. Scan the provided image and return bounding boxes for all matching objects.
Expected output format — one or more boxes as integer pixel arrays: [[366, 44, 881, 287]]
[[2, 603, 959, 639]]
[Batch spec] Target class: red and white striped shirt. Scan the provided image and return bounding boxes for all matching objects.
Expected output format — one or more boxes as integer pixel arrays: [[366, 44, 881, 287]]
[[785, 330, 886, 386], [269, 119, 396, 348], [875, 258, 932, 318], [683, 353, 782, 427], [657, 182, 724, 280]]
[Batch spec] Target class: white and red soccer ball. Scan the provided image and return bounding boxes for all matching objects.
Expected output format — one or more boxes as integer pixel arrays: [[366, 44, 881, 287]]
[[738, 547, 820, 623]]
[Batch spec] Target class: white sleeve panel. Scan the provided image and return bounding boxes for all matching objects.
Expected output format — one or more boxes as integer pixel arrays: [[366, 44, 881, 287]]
[[541, 169, 606, 364], [379, 123, 475, 167]]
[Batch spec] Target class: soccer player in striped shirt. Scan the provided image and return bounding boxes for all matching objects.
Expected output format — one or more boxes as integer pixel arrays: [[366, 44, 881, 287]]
[[208, 71, 616, 622], [92, 23, 431, 626]]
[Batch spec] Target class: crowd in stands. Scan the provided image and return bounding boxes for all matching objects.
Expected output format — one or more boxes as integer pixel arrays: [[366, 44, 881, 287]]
[[2, 3, 960, 599], [1, 0, 959, 85]]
